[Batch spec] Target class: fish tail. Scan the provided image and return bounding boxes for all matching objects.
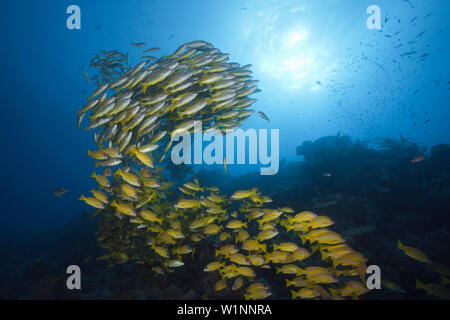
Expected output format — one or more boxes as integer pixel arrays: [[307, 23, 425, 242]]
[[141, 83, 150, 94], [332, 259, 338, 269], [301, 222, 309, 230], [159, 139, 173, 163], [90, 171, 96, 178], [299, 235, 306, 245], [397, 240, 404, 250], [415, 279, 425, 290], [285, 279, 291, 287], [328, 288, 338, 297], [261, 244, 267, 254], [290, 290, 298, 299], [276, 267, 281, 274]]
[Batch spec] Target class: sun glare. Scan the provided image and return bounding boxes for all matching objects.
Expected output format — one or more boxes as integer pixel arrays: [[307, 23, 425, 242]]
[[254, 27, 336, 92]]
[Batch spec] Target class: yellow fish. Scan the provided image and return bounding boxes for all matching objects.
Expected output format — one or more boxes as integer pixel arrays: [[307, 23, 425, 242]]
[[232, 265, 256, 278], [288, 211, 317, 224], [415, 279, 450, 299], [291, 288, 320, 299], [276, 264, 302, 275], [219, 232, 230, 241], [256, 228, 279, 241], [203, 261, 225, 272], [285, 277, 308, 288], [114, 168, 141, 187], [229, 253, 251, 266], [247, 254, 266, 266], [216, 244, 239, 257], [91, 171, 110, 188], [244, 288, 271, 300], [232, 277, 244, 291], [231, 188, 258, 200], [79, 194, 105, 209], [330, 281, 369, 298], [224, 157, 229, 176], [241, 239, 267, 253], [273, 242, 299, 252], [129, 147, 154, 168], [214, 279, 227, 291], [303, 216, 334, 230], [332, 251, 367, 268], [226, 220, 247, 229], [174, 198, 201, 209], [288, 248, 312, 262], [89, 189, 109, 204], [235, 230, 250, 243], [152, 245, 169, 258], [398, 240, 431, 263], [166, 229, 185, 239], [111, 200, 136, 216], [88, 149, 108, 160], [203, 224, 222, 235]]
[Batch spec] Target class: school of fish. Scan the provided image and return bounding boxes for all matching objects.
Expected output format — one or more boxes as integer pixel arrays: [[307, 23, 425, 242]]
[[77, 40, 449, 300]]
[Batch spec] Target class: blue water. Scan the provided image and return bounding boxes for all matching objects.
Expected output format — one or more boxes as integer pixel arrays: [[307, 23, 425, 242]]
[[1, 0, 449, 299]]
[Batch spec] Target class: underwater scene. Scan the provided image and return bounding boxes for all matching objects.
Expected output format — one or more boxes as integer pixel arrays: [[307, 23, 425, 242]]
[[1, 0, 449, 302]]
